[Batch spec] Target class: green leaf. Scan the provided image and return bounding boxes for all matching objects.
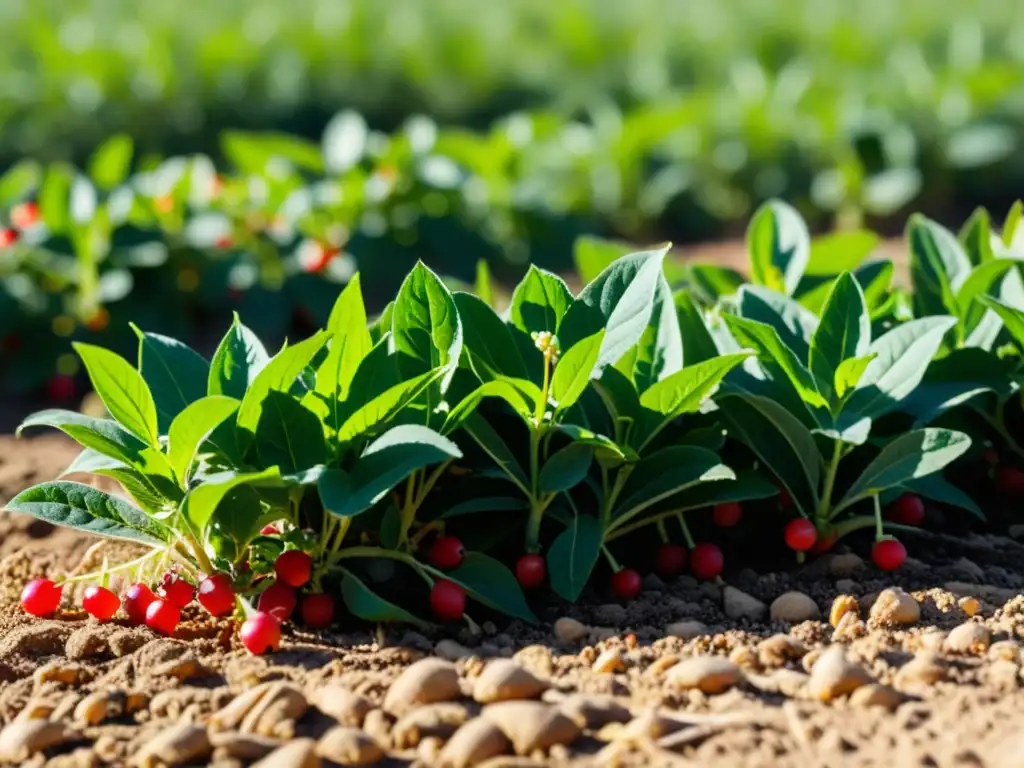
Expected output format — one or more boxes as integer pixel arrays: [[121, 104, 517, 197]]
[[617, 274, 684, 393], [978, 296, 1024, 348], [686, 263, 745, 304], [959, 207, 995, 265], [900, 473, 983, 520], [254, 392, 327, 474], [440, 497, 528, 520], [956, 260, 1020, 339], [444, 377, 541, 432], [1003, 200, 1023, 249], [454, 293, 528, 382], [546, 515, 605, 603], [167, 396, 240, 482], [554, 425, 632, 465], [132, 327, 210, 435], [551, 330, 605, 412], [6, 482, 167, 545], [446, 553, 538, 623], [908, 214, 972, 317], [636, 469, 778, 516], [539, 443, 594, 494], [508, 265, 573, 336], [717, 394, 821, 518], [747, 199, 810, 295], [316, 276, 373, 424], [808, 273, 870, 402], [836, 429, 972, 512], [799, 260, 894, 317], [73, 342, 159, 446], [317, 468, 353, 516], [0, 160, 40, 205], [392, 261, 463, 392], [18, 409, 146, 466], [338, 369, 443, 443], [460, 413, 529, 494], [474, 260, 495, 308], [806, 229, 880, 276], [339, 569, 428, 628], [88, 134, 133, 190], [834, 355, 877, 400], [613, 446, 733, 523], [208, 314, 270, 399], [674, 290, 721, 366], [737, 284, 817, 362], [559, 246, 670, 376], [573, 235, 633, 285], [182, 467, 283, 536]]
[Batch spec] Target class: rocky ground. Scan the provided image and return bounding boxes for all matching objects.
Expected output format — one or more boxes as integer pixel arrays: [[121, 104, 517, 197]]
[[4, 403, 1024, 765]]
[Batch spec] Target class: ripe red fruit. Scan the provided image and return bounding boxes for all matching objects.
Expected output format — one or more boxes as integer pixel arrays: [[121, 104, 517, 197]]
[[82, 586, 120, 621], [610, 568, 642, 600], [259, 523, 279, 535], [123, 583, 156, 624], [712, 502, 742, 528], [46, 374, 76, 403], [430, 580, 466, 621], [258, 581, 297, 621], [809, 528, 838, 555], [784, 519, 817, 552], [10, 201, 39, 229], [299, 241, 339, 273], [145, 599, 181, 636], [515, 554, 546, 590], [197, 574, 236, 617], [158, 573, 196, 608], [885, 493, 925, 526], [300, 593, 336, 628], [872, 539, 907, 571], [995, 466, 1024, 496], [274, 550, 313, 588], [0, 228, 17, 248], [429, 536, 465, 570], [654, 543, 687, 578], [20, 578, 62, 617], [240, 612, 281, 655], [690, 543, 724, 581]]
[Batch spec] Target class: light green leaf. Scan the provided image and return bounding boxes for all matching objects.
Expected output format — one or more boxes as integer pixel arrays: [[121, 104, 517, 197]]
[[808, 273, 870, 402], [738, 284, 817, 362], [254, 392, 327, 474], [573, 235, 633, 285], [806, 229, 880, 275], [546, 515, 604, 603], [908, 214, 972, 317], [747, 199, 810, 295], [18, 409, 146, 467], [88, 134, 133, 190], [73, 342, 159, 446], [392, 261, 464, 392], [618, 274, 684, 393], [338, 369, 443, 443], [167, 396, 240, 482], [508, 265, 573, 336], [316, 276, 373, 425], [551, 330, 605, 412], [208, 314, 270, 399], [182, 467, 283, 536], [474, 259, 495, 308], [613, 446, 733, 524], [978, 296, 1024, 348], [959, 207, 995, 266], [834, 354, 877, 400]]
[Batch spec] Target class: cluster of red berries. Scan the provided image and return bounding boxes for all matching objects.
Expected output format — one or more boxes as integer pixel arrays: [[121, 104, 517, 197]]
[[1, 200, 40, 249], [252, 546, 335, 652], [426, 535, 468, 621]]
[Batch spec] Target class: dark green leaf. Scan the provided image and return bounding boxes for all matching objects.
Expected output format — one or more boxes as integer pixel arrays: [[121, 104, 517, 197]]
[[613, 446, 733, 523], [979, 296, 1024, 349], [546, 515, 604, 603], [338, 369, 442, 442], [18, 409, 146, 467], [254, 392, 327, 474], [959, 207, 995, 266], [440, 497, 528, 520], [317, 468, 353, 516], [737, 284, 817, 362], [900, 473, 983, 520], [132, 326, 210, 434], [73, 342, 159, 446], [182, 468, 282, 536], [808, 273, 870, 402], [507, 265, 573, 336], [908, 214, 972, 317], [208, 314, 270, 399], [454, 292, 529, 382], [674, 290, 720, 366], [339, 569, 427, 627], [685, 263, 745, 304], [460, 413, 530, 494], [446, 552, 538, 623], [747, 199, 810, 295], [618, 274, 683, 393], [539, 444, 594, 494]]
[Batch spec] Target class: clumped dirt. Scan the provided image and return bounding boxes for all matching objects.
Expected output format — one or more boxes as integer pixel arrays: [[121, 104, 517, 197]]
[[4, 429, 1024, 765]]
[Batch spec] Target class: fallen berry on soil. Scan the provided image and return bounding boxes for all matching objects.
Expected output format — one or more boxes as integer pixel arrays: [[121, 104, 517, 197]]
[[300, 593, 336, 628], [428, 536, 465, 570], [158, 573, 196, 608], [784, 519, 817, 552], [885, 493, 925, 526], [82, 586, 120, 621], [690, 543, 724, 581], [257, 581, 297, 621], [654, 543, 687, 578], [10, 201, 39, 229], [240, 612, 281, 655], [872, 539, 907, 571], [274, 550, 312, 588], [20, 578, 61, 617], [123, 583, 156, 624], [995, 466, 1024, 496], [712, 502, 742, 528], [430, 580, 466, 621], [515, 554, 546, 590], [145, 599, 181, 636], [610, 568, 642, 600], [197, 574, 236, 617]]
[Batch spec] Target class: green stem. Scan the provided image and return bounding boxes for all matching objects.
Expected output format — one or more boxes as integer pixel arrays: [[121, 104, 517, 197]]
[[600, 544, 620, 571], [328, 546, 434, 586], [184, 533, 216, 575], [601, 467, 632, 528], [656, 518, 669, 543], [818, 440, 843, 522], [873, 494, 884, 541], [60, 548, 164, 585], [676, 512, 696, 549]]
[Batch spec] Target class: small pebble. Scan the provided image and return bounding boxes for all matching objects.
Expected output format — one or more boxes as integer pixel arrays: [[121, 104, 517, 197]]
[[828, 553, 864, 577], [553, 618, 588, 644], [849, 684, 904, 711], [473, 660, 548, 703], [383, 659, 461, 716], [437, 718, 511, 768], [958, 597, 981, 617], [723, 587, 767, 621], [988, 641, 1022, 663], [664, 620, 708, 640], [392, 704, 470, 749], [644, 655, 679, 679], [556, 694, 631, 730], [869, 588, 920, 626], [591, 649, 625, 674], [0, 720, 75, 764], [317, 726, 384, 766], [133, 723, 212, 768], [757, 634, 807, 668], [807, 646, 872, 702], [943, 622, 992, 655], [252, 738, 320, 768], [665, 656, 743, 694], [829, 595, 859, 628], [483, 702, 581, 754], [436, 639, 475, 661], [770, 592, 820, 623], [310, 685, 373, 727], [895, 653, 946, 688]]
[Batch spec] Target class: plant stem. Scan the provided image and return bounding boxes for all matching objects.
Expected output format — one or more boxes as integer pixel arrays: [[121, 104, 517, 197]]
[[873, 494, 883, 540], [600, 544, 620, 571], [329, 545, 434, 586], [818, 440, 843, 522], [61, 548, 163, 584], [184, 533, 216, 575], [656, 518, 669, 543], [676, 512, 696, 549]]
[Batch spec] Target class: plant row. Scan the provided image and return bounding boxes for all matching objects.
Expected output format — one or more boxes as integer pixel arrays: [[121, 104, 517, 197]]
[[6, 199, 1024, 649]]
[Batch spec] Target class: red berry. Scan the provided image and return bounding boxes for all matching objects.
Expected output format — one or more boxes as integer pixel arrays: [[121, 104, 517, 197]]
[[145, 599, 181, 636], [996, 466, 1024, 496], [0, 228, 17, 248], [778, 487, 793, 509], [274, 550, 313, 588], [300, 593, 336, 628], [654, 543, 687, 578], [258, 581, 297, 621], [784, 519, 817, 552], [430, 580, 466, 621], [82, 585, 120, 621], [215, 235, 233, 249], [10, 201, 39, 229], [123, 583, 156, 624], [872, 539, 907, 571], [298, 241, 338, 273], [885, 493, 925, 526], [158, 574, 196, 608], [690, 543, 724, 581], [20, 579, 62, 617], [428, 536, 465, 570], [197, 574, 236, 617], [610, 568, 642, 600], [46, 374, 76, 403], [515, 554, 546, 590], [259, 523, 279, 535], [712, 502, 742, 528], [809, 528, 838, 555], [240, 612, 281, 655]]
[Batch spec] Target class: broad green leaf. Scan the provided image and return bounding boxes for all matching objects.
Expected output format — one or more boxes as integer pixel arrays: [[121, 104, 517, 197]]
[[444, 377, 541, 432], [474, 259, 495, 308], [507, 265, 573, 336], [317, 468, 353, 516], [446, 553, 538, 623], [208, 314, 270, 399], [207, 485, 273, 555], [167, 396, 240, 482], [806, 229, 880, 275], [956, 259, 1020, 339], [18, 409, 146, 467], [613, 446, 733, 523], [369, 301, 394, 344], [908, 214, 972, 317], [844, 316, 958, 420], [836, 429, 972, 512], [552, 330, 605, 411], [834, 354, 877, 400], [674, 290, 720, 367], [900, 473, 983, 520], [338, 369, 443, 443], [717, 394, 821, 518], [316, 276, 373, 425], [617, 274, 683, 393], [326, 272, 370, 333], [979, 296, 1024, 348], [460, 413, 529, 494], [62, 447, 128, 477], [254, 392, 327, 474], [959, 207, 995, 265], [546, 515, 604, 603], [592, 366, 642, 443], [686, 263, 745, 304], [6, 482, 167, 545], [632, 469, 778, 517], [73, 342, 159, 446], [808, 273, 870, 402], [132, 326, 210, 435], [747, 199, 810, 295], [573, 235, 633, 285], [559, 246, 670, 375], [900, 347, 1013, 424], [339, 569, 427, 628], [392, 261, 464, 392], [555, 425, 632, 465], [440, 497, 528, 520], [0, 160, 40, 205], [88, 134, 133, 190], [454, 292, 528, 382], [539, 443, 594, 493], [1003, 200, 1023, 249], [737, 284, 817, 362], [182, 467, 282, 536]]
